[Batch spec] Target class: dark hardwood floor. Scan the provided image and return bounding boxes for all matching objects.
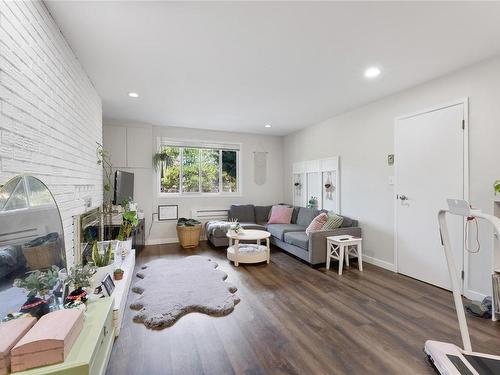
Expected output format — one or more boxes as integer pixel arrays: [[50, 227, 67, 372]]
[[107, 242, 500, 375]]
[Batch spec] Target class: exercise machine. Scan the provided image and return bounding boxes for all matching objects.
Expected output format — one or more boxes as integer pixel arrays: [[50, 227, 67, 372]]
[[424, 199, 500, 374]]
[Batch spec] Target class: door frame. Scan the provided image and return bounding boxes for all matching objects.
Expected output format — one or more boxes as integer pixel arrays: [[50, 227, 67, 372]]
[[393, 97, 469, 293]]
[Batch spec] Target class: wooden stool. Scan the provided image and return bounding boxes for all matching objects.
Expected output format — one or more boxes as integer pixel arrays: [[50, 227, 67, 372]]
[[326, 235, 363, 275]]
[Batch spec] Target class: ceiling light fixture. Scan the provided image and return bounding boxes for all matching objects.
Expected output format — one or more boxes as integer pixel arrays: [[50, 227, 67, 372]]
[[265, 124, 272, 128], [364, 67, 381, 79], [128, 92, 139, 98]]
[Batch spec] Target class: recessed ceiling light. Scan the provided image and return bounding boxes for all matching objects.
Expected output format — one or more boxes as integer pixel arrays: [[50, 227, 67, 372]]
[[364, 67, 381, 79], [265, 124, 272, 128], [128, 92, 139, 98]]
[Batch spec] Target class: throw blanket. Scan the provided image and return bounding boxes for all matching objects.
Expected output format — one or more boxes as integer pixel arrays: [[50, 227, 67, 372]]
[[0, 245, 25, 278], [205, 221, 231, 237]]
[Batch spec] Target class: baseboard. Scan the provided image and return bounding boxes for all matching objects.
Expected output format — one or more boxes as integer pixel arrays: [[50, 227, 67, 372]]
[[363, 255, 397, 272], [145, 237, 179, 245], [464, 288, 487, 301]]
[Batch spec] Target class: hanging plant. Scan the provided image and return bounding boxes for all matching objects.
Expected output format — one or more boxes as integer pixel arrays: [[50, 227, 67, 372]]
[[152, 151, 175, 171]]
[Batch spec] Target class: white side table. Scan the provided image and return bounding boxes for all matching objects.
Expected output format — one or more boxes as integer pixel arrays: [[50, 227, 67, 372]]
[[326, 235, 363, 275]]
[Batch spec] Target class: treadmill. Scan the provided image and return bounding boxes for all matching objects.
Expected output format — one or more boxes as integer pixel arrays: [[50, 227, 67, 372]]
[[424, 199, 500, 375]]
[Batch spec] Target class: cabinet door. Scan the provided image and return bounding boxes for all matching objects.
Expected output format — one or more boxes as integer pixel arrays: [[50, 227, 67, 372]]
[[126, 127, 152, 168], [103, 126, 127, 167]]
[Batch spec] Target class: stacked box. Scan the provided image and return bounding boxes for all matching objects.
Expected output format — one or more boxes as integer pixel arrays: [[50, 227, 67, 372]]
[[10, 309, 84, 372], [0, 317, 37, 375]]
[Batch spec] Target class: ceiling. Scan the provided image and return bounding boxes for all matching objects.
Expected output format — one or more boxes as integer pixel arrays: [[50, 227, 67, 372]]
[[45, 1, 500, 136]]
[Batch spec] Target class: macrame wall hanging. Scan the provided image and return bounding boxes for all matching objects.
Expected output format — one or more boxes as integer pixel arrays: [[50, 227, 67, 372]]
[[253, 151, 267, 185]]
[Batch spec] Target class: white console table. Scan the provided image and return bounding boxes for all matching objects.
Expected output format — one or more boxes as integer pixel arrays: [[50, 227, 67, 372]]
[[112, 249, 135, 336]]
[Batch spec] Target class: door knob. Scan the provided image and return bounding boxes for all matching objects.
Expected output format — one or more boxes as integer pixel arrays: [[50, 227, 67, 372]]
[[399, 194, 408, 201]]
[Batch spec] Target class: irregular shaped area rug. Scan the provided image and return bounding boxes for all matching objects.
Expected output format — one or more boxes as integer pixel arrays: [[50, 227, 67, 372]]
[[130, 255, 240, 330]]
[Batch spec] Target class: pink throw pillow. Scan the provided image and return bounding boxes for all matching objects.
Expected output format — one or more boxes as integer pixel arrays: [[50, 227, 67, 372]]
[[268, 206, 293, 224], [306, 213, 328, 235]]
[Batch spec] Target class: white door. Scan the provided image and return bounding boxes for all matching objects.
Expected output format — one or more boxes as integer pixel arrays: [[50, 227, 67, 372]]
[[395, 103, 466, 290]]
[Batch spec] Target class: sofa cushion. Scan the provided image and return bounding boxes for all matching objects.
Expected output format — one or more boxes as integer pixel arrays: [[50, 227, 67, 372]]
[[239, 222, 267, 231], [306, 213, 328, 235], [296, 207, 319, 227], [266, 224, 306, 240], [229, 204, 255, 223], [322, 213, 344, 230], [291, 206, 300, 224], [340, 215, 354, 228], [268, 206, 294, 224], [283, 232, 309, 250], [254, 206, 272, 224]]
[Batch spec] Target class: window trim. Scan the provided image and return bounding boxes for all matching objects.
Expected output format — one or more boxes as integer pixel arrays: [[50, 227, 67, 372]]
[[157, 137, 242, 198]]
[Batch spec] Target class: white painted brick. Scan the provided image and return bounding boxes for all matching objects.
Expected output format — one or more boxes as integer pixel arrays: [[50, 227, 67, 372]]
[[0, 0, 102, 267]]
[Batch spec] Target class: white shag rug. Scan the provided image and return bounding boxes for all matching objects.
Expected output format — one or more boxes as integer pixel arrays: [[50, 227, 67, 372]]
[[130, 256, 240, 330]]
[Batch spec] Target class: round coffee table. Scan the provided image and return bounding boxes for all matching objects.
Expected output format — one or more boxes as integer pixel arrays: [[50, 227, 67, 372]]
[[226, 229, 271, 266]]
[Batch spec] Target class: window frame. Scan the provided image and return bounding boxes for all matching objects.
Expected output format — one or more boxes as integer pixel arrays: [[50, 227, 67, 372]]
[[157, 137, 242, 198]]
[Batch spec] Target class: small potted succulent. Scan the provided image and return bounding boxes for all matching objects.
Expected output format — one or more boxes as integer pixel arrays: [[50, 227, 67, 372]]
[[113, 268, 124, 281], [228, 218, 243, 235], [65, 263, 96, 305], [13, 266, 60, 318]]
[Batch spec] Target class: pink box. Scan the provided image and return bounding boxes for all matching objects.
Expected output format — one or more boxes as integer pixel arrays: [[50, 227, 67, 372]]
[[0, 317, 37, 375], [10, 309, 84, 372]]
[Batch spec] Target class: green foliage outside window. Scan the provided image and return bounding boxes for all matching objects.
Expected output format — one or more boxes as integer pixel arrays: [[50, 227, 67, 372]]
[[159, 146, 237, 194]]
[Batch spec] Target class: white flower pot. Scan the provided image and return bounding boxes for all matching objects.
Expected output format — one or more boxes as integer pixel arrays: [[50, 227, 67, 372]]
[[119, 238, 132, 256]]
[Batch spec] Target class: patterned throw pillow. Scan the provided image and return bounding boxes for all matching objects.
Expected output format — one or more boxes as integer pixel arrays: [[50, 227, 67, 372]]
[[268, 205, 294, 224], [305, 213, 328, 235], [322, 213, 344, 230]]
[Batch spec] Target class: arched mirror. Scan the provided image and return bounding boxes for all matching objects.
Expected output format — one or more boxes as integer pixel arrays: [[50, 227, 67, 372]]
[[0, 175, 66, 319]]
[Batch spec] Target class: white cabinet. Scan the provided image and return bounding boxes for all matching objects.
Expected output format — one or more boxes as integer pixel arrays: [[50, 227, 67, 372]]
[[126, 127, 152, 168], [103, 126, 127, 167]]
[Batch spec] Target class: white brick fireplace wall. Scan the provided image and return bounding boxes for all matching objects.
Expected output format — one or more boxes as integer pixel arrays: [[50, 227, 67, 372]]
[[0, 1, 102, 266]]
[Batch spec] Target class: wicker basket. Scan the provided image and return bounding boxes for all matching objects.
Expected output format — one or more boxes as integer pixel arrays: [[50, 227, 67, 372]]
[[176, 224, 202, 248], [22, 241, 60, 270]]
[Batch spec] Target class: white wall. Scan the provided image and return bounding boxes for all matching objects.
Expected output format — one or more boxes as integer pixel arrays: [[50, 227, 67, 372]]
[[283, 55, 500, 298], [0, 1, 102, 266], [103, 122, 284, 243]]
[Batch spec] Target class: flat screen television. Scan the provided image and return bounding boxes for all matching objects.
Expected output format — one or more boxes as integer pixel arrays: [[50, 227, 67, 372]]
[[114, 170, 134, 205]]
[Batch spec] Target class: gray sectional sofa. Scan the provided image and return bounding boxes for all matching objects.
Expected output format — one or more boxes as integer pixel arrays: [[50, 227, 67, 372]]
[[205, 204, 361, 266]]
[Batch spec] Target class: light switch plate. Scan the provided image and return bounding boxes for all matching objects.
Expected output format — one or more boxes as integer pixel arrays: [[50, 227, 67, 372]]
[[388, 176, 394, 185]]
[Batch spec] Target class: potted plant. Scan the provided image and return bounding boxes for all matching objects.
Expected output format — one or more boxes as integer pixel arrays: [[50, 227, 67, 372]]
[[13, 266, 60, 318], [90, 241, 114, 289], [65, 264, 96, 305], [113, 268, 124, 281], [117, 209, 139, 254], [228, 218, 243, 235], [308, 196, 319, 209], [152, 150, 174, 171], [176, 218, 202, 248], [96, 143, 113, 212], [495, 180, 500, 195]]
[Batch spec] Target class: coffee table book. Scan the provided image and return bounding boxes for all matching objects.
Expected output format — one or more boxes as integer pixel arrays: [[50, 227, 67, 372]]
[[10, 309, 84, 372], [0, 317, 37, 375]]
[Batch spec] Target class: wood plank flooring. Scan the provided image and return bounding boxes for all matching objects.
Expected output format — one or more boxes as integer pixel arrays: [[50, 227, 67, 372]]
[[107, 242, 500, 375]]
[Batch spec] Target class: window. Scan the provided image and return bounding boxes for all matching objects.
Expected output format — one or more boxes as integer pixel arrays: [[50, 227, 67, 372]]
[[158, 139, 240, 195]]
